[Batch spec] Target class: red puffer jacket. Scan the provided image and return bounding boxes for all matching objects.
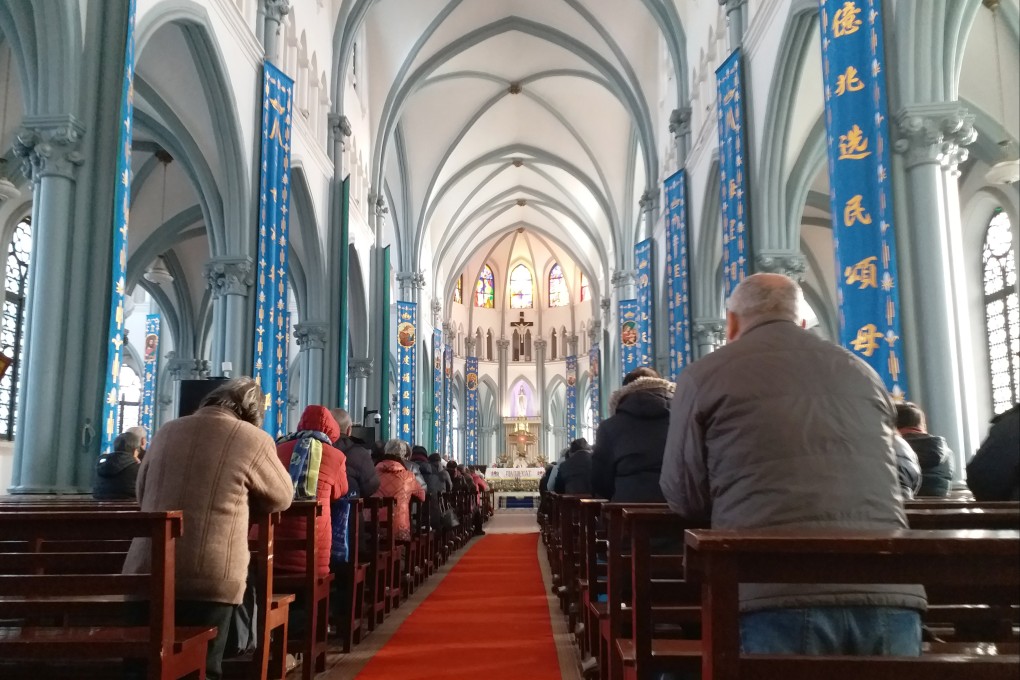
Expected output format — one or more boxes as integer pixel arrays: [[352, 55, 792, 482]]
[[274, 406, 348, 576]]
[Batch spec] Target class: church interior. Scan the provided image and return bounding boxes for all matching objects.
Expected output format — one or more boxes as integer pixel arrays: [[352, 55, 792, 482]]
[[0, 0, 1018, 678]]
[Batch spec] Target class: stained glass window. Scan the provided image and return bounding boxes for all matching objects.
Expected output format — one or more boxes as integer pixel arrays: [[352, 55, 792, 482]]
[[510, 264, 533, 309], [451, 402, 461, 461], [117, 365, 142, 434], [549, 264, 568, 307], [453, 275, 463, 305], [580, 273, 590, 302], [475, 265, 494, 308], [1, 218, 31, 440], [983, 208, 1019, 414]]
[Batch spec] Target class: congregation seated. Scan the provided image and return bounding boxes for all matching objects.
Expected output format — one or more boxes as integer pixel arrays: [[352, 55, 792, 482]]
[[330, 408, 380, 499], [896, 401, 954, 497], [968, 403, 1020, 501], [123, 376, 294, 679], [410, 445, 445, 529], [553, 438, 594, 494], [93, 426, 145, 500], [373, 439, 426, 543]]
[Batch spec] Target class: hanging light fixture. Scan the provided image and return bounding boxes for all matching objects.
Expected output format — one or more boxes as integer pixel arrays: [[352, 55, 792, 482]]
[[144, 150, 175, 286], [0, 49, 22, 204], [984, 0, 1020, 185]]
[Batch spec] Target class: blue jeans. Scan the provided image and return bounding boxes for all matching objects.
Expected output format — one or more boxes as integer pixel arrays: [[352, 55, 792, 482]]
[[740, 607, 922, 656]]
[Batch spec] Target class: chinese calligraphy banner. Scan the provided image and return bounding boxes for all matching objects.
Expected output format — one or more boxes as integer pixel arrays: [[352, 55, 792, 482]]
[[253, 60, 295, 438], [589, 343, 601, 430], [444, 344, 453, 455], [819, 0, 906, 397], [140, 314, 160, 440], [635, 238, 654, 368], [619, 299, 640, 380], [716, 48, 752, 298], [397, 301, 417, 443], [665, 170, 694, 380], [432, 328, 443, 451], [101, 0, 136, 452], [465, 356, 479, 464], [566, 355, 578, 440]]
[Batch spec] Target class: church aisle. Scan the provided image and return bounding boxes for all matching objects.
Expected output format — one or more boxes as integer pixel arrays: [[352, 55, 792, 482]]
[[354, 532, 562, 680]]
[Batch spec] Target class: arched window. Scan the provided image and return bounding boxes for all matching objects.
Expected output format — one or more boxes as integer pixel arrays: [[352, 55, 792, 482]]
[[1, 218, 31, 440], [549, 264, 568, 307], [451, 402, 461, 461], [117, 365, 142, 433], [475, 265, 495, 308], [983, 208, 1019, 413], [582, 391, 594, 442], [580, 273, 590, 302], [453, 275, 463, 305], [509, 264, 534, 309]]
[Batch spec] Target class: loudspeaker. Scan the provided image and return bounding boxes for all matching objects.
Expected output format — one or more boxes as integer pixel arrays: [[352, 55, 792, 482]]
[[178, 378, 230, 418], [351, 425, 376, 444]]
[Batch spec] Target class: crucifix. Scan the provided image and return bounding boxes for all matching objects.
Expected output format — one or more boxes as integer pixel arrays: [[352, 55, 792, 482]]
[[510, 311, 533, 361]]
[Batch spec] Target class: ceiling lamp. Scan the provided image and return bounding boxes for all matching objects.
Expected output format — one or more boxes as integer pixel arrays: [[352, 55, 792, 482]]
[[984, 0, 1020, 185], [144, 257, 174, 286]]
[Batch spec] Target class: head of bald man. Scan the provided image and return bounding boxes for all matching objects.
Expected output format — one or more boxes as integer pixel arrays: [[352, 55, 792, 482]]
[[725, 273, 806, 342], [330, 408, 353, 437]]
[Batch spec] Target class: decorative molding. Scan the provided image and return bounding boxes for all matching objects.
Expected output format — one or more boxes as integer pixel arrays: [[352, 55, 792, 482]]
[[262, 0, 292, 23], [638, 189, 659, 214], [293, 322, 328, 351], [396, 270, 426, 290], [669, 107, 693, 138], [600, 297, 612, 315], [693, 318, 726, 347], [204, 257, 255, 297], [534, 338, 548, 352], [496, 338, 511, 351], [13, 115, 87, 182], [610, 269, 636, 288], [329, 113, 353, 139], [349, 358, 374, 379], [894, 102, 977, 169], [755, 251, 807, 281]]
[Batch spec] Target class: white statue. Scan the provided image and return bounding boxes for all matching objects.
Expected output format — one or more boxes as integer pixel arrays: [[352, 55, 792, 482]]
[[517, 386, 528, 416]]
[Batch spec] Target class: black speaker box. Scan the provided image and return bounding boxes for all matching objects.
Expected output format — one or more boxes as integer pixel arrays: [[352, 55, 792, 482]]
[[351, 425, 376, 445], [178, 378, 230, 418]]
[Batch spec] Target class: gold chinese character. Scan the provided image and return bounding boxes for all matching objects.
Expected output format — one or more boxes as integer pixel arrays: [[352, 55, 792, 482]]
[[835, 66, 864, 95], [851, 324, 883, 357], [838, 125, 872, 159], [833, 1, 863, 38], [844, 256, 878, 289], [843, 195, 873, 226], [726, 108, 739, 132]]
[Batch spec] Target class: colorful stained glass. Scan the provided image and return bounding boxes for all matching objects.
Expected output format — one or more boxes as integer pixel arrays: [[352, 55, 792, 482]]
[[580, 273, 590, 302], [453, 275, 463, 304], [475, 265, 495, 308], [510, 264, 533, 309], [1, 218, 31, 440], [549, 264, 568, 307]]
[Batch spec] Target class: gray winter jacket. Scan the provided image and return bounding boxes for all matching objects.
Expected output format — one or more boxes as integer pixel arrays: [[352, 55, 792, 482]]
[[660, 319, 926, 613]]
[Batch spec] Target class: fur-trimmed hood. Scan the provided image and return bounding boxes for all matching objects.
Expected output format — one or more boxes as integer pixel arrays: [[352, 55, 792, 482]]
[[609, 376, 675, 414]]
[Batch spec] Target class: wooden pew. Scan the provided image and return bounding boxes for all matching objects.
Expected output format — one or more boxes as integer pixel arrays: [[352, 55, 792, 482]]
[[362, 496, 396, 632], [684, 528, 1020, 680], [330, 497, 367, 653], [906, 508, 1020, 530], [577, 497, 606, 668], [0, 510, 217, 679]]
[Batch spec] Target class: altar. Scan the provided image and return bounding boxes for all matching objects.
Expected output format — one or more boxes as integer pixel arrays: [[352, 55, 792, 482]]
[[500, 416, 544, 468]]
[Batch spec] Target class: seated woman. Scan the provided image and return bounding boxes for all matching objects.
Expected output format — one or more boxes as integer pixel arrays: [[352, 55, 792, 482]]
[[373, 439, 426, 543]]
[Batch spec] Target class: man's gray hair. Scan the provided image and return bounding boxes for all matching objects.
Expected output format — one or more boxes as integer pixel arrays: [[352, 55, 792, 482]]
[[330, 408, 353, 432], [125, 426, 147, 445], [384, 438, 410, 459], [199, 376, 266, 427], [726, 273, 803, 323], [113, 429, 143, 454]]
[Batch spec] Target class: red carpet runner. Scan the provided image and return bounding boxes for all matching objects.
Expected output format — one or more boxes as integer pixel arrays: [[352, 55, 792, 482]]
[[355, 533, 562, 680]]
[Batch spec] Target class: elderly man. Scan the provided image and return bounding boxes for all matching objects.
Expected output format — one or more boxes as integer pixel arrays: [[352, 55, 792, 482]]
[[660, 273, 925, 656], [94, 427, 145, 500]]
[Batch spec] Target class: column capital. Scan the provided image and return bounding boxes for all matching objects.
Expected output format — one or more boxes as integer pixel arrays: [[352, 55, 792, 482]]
[[204, 257, 255, 298], [718, 0, 748, 13], [465, 338, 477, 354], [496, 338, 511, 351], [370, 193, 388, 215], [396, 270, 426, 290], [534, 338, 548, 352], [443, 322, 457, 342], [669, 107, 692, 138], [349, 358, 374, 379], [755, 250, 807, 281], [262, 0, 292, 22], [431, 298, 442, 320], [600, 296, 612, 315], [13, 115, 86, 182], [693, 318, 726, 345], [328, 113, 353, 139], [587, 321, 602, 345], [638, 189, 659, 214], [894, 102, 976, 169], [610, 269, 636, 288], [293, 321, 328, 351]]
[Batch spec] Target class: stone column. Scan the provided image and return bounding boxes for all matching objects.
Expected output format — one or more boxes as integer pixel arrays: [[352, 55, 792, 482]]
[[497, 338, 510, 418], [566, 333, 579, 357], [205, 257, 255, 375], [893, 102, 976, 461], [693, 318, 726, 359], [669, 107, 693, 169], [367, 195, 388, 416], [719, 0, 748, 49], [755, 251, 807, 281], [639, 189, 658, 240], [349, 358, 373, 424], [396, 270, 426, 438], [9, 118, 85, 492], [261, 0, 291, 63], [294, 321, 328, 410], [534, 337, 548, 451]]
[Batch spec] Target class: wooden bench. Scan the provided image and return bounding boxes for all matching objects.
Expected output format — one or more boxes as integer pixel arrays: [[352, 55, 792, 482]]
[[362, 496, 396, 632], [684, 528, 1020, 679], [330, 497, 367, 653], [0, 510, 217, 679], [906, 507, 1020, 530]]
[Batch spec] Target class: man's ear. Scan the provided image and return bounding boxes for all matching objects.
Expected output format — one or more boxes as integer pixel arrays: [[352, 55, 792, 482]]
[[801, 319, 808, 329], [725, 311, 741, 343]]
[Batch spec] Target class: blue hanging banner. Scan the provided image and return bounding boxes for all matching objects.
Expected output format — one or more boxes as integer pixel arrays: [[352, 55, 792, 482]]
[[396, 302, 417, 443], [140, 314, 160, 440], [444, 344, 453, 455], [665, 170, 694, 380], [634, 239, 654, 368], [100, 0, 136, 452], [589, 343, 601, 429], [619, 299, 640, 380], [253, 60, 295, 438], [432, 328, 443, 451], [465, 356, 479, 464], [819, 0, 906, 398], [716, 48, 752, 298], [566, 355, 578, 440]]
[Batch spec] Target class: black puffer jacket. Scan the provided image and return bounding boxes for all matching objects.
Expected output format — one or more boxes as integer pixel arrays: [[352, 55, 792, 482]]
[[901, 432, 954, 497], [93, 451, 140, 500], [335, 435, 380, 498], [411, 452, 445, 527], [591, 377, 675, 502], [968, 404, 1020, 501]]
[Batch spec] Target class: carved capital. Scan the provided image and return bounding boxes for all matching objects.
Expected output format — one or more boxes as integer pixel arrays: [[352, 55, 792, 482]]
[[465, 338, 476, 354], [718, 0, 748, 14], [13, 115, 86, 182], [894, 102, 976, 169], [587, 321, 602, 345], [755, 251, 807, 281], [349, 358, 374, 380], [600, 297, 612, 315], [443, 322, 457, 342], [496, 338, 511, 351], [328, 112, 352, 140], [262, 0, 292, 22], [534, 338, 548, 352], [693, 318, 726, 347], [639, 190, 658, 214], [204, 257, 255, 298], [396, 270, 426, 290], [669, 107, 692, 137], [610, 269, 635, 288], [293, 322, 328, 351]]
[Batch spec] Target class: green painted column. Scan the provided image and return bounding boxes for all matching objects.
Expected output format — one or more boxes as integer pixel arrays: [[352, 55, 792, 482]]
[[337, 177, 351, 407], [378, 246, 391, 440]]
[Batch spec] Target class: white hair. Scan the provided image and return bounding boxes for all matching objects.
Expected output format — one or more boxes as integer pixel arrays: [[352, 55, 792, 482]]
[[384, 438, 411, 459], [726, 273, 803, 323]]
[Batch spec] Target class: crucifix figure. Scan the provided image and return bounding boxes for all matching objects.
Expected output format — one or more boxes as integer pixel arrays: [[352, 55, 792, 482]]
[[510, 311, 533, 361]]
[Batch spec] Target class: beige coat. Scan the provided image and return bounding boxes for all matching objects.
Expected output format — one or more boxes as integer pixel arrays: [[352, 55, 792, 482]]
[[123, 406, 293, 604]]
